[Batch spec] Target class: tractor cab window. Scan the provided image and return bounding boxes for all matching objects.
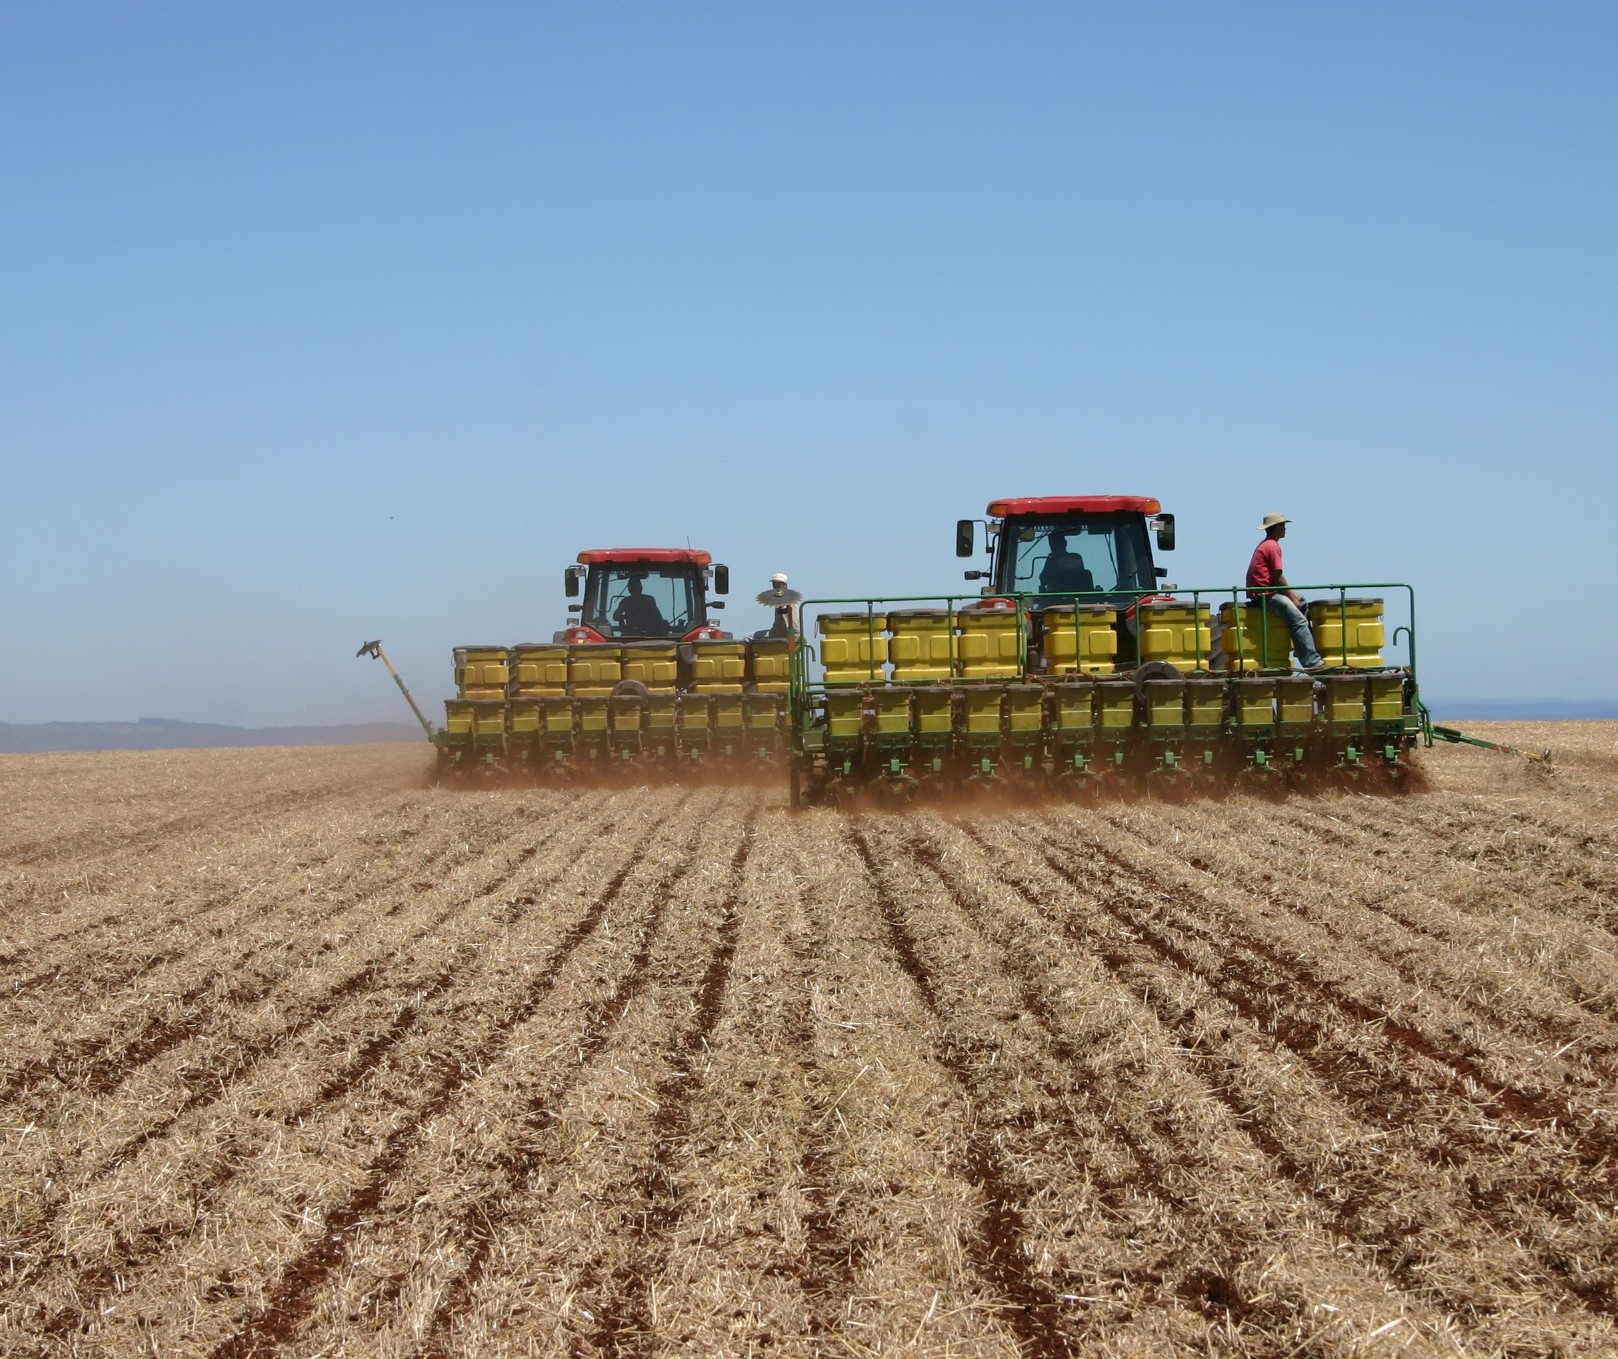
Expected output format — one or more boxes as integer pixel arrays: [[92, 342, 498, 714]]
[[996, 515, 1156, 602], [582, 566, 702, 638]]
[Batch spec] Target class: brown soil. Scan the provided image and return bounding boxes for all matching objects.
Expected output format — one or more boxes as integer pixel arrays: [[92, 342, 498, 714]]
[[3, 725, 1616, 1356]]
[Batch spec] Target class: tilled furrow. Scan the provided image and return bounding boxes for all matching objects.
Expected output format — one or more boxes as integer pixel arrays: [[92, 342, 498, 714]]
[[602, 809, 1016, 1356], [892, 824, 1196, 1219], [539, 812, 867, 1356], [1, 802, 440, 1011], [94, 795, 599, 1173], [200, 797, 700, 1359], [275, 790, 722, 1357], [0, 801, 556, 1104], [983, 820, 1618, 1326], [6, 804, 627, 1315], [846, 819, 1079, 1359], [1093, 804, 1618, 1078], [868, 813, 1482, 1353], [949, 816, 1617, 1330], [2, 792, 486, 997], [782, 929, 860, 1334], [406, 813, 754, 1359], [8, 737, 1616, 1359], [581, 819, 756, 1357], [0, 764, 428, 871], [1284, 793, 1618, 909], [1279, 796, 1618, 933], [1043, 823, 1618, 1174]]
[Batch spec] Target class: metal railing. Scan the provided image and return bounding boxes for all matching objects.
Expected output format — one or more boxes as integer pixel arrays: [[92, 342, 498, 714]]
[[787, 582, 1417, 701]]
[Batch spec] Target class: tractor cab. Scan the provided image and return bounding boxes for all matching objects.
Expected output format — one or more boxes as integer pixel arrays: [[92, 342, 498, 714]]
[[957, 496, 1175, 605], [560, 548, 730, 642]]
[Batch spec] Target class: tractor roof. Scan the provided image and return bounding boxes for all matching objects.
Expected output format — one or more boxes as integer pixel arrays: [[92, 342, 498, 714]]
[[576, 548, 713, 566], [986, 495, 1161, 518]]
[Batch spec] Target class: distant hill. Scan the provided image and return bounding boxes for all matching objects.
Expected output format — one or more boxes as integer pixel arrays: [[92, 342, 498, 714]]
[[1425, 699, 1618, 721], [0, 717, 428, 754]]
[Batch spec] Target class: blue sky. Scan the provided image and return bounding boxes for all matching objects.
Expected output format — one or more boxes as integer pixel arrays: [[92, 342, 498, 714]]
[[3, 2, 1613, 725]]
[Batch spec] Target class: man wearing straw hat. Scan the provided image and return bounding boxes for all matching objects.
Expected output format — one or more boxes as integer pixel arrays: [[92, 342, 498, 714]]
[[758, 571, 803, 638], [1246, 513, 1326, 671]]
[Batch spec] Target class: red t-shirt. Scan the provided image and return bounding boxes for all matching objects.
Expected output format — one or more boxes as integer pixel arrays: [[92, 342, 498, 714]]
[[1246, 537, 1284, 591]]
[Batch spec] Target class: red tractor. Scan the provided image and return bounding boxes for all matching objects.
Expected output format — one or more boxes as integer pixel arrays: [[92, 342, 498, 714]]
[[424, 547, 792, 774], [557, 547, 730, 644]]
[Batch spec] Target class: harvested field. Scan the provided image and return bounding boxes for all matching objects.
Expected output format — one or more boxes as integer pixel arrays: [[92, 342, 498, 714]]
[[3, 724, 1617, 1357]]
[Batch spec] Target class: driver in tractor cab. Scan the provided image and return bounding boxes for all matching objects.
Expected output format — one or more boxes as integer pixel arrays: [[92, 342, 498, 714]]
[[1038, 532, 1095, 595], [612, 575, 667, 636]]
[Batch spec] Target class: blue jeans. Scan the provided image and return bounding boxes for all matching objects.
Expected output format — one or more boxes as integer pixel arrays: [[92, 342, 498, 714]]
[[1258, 594, 1323, 669]]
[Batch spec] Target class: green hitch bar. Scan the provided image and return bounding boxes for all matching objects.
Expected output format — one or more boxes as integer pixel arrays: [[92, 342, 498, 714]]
[[1420, 698, 1551, 764], [356, 640, 435, 741], [1430, 724, 1552, 765]]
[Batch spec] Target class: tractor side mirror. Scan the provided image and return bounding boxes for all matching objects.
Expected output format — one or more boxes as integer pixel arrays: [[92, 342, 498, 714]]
[[567, 603, 583, 613], [1152, 514, 1176, 551], [564, 565, 585, 597], [956, 519, 975, 557], [709, 600, 726, 609], [713, 564, 729, 594]]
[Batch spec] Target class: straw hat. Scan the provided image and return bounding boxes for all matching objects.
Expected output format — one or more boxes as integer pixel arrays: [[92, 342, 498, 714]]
[[757, 572, 803, 607], [1259, 512, 1291, 531]]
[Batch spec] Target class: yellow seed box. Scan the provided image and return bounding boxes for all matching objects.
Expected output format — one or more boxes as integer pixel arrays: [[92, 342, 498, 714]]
[[1216, 604, 1290, 672], [1041, 604, 1118, 675], [888, 608, 955, 682], [1307, 598, 1385, 668], [818, 613, 888, 684], [1133, 602, 1212, 671]]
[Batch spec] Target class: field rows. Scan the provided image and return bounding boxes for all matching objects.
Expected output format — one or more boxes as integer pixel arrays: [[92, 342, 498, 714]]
[[2, 730, 1616, 1356]]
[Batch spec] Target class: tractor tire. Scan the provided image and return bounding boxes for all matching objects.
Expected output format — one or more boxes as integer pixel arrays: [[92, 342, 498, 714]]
[[611, 679, 651, 700], [1131, 659, 1181, 699]]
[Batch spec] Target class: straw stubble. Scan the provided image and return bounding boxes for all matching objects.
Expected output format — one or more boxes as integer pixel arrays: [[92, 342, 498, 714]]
[[2, 726, 1616, 1356]]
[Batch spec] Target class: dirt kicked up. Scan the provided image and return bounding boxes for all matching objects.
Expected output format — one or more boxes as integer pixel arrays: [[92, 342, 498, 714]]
[[2, 725, 1616, 1357]]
